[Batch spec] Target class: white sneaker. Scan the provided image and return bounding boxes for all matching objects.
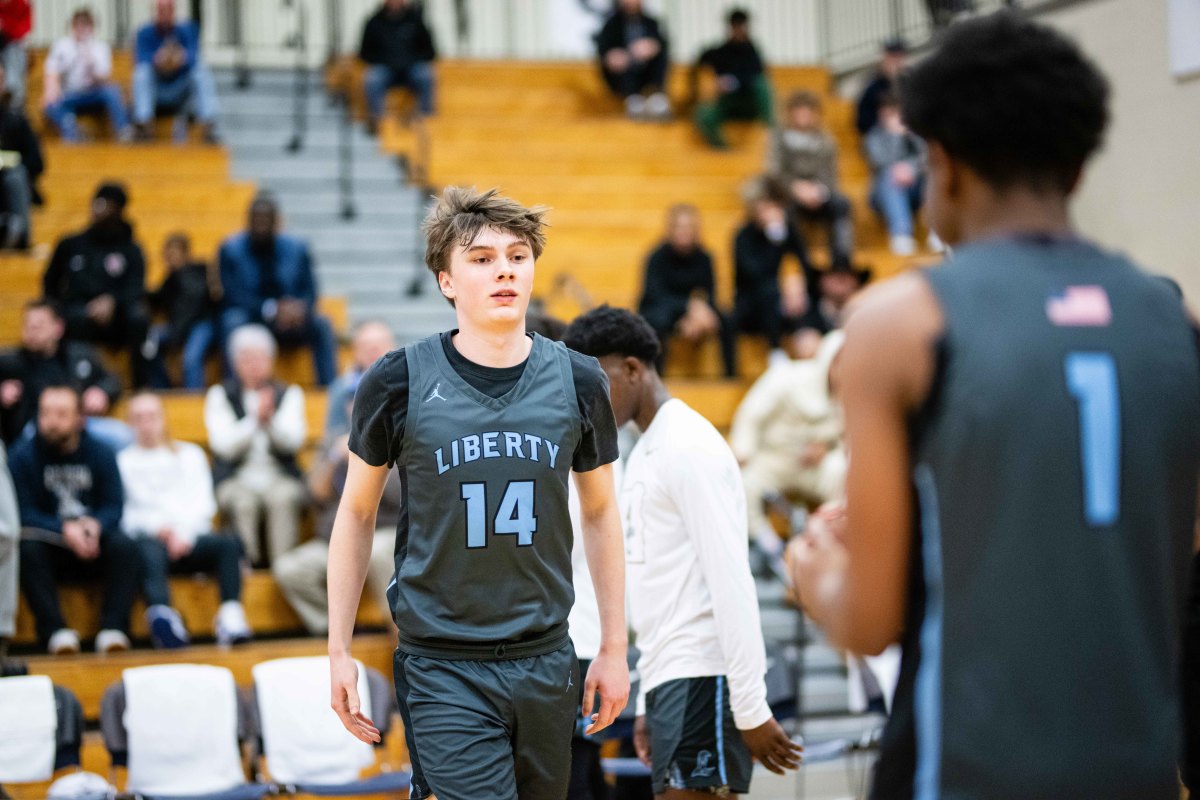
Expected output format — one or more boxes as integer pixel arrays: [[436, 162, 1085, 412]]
[[890, 235, 917, 256], [95, 629, 131, 654], [47, 628, 81, 656], [215, 601, 252, 647], [645, 92, 671, 119], [927, 231, 946, 253], [624, 94, 646, 118]]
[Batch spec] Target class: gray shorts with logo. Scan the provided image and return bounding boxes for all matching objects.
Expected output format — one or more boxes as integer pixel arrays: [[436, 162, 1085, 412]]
[[393, 641, 579, 800], [646, 676, 754, 795]]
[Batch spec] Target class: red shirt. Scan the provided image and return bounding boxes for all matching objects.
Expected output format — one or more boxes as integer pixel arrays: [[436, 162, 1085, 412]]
[[0, 0, 31, 43]]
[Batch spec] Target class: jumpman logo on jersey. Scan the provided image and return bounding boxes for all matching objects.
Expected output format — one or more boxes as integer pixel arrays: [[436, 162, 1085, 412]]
[[426, 382, 447, 403]]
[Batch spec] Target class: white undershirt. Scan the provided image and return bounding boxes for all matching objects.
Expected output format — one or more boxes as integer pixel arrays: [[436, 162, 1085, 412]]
[[622, 398, 771, 730]]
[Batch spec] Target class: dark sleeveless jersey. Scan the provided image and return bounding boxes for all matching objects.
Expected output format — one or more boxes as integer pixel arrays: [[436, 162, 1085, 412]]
[[872, 238, 1200, 799]]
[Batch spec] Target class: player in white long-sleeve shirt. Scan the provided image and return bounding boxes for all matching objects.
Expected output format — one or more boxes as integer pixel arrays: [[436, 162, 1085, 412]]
[[565, 306, 801, 797]]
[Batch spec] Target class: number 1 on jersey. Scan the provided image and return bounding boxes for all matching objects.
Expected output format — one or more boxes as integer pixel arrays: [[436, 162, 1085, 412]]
[[461, 481, 538, 548], [1065, 352, 1120, 527]]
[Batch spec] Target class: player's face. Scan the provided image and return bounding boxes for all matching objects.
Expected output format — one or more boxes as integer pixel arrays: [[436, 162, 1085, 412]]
[[441, 227, 535, 330], [597, 355, 638, 427]]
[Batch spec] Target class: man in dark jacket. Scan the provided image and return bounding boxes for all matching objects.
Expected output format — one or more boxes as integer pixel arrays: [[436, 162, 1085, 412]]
[[359, 0, 436, 134], [854, 38, 906, 137], [10, 385, 137, 655], [638, 204, 736, 377], [693, 8, 773, 149], [217, 194, 337, 387], [42, 182, 150, 388], [597, 0, 670, 119], [0, 61, 42, 249], [0, 299, 122, 445], [146, 232, 218, 389]]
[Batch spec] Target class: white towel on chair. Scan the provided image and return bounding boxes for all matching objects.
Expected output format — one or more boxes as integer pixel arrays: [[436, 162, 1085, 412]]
[[253, 656, 374, 785], [0, 675, 57, 782], [123, 664, 246, 796]]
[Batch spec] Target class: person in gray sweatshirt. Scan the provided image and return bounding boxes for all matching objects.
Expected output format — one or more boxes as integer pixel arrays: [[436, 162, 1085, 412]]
[[865, 94, 938, 256]]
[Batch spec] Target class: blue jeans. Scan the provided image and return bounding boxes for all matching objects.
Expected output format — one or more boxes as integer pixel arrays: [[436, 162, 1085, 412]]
[[44, 84, 130, 142], [132, 61, 219, 125], [220, 308, 337, 387], [870, 173, 925, 237], [364, 62, 435, 117], [147, 319, 216, 390]]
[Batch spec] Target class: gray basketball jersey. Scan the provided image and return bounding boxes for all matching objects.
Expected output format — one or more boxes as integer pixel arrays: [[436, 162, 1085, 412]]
[[873, 238, 1200, 799], [391, 333, 581, 656]]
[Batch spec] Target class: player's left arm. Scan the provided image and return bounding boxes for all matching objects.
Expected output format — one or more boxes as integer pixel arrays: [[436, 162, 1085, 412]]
[[789, 273, 942, 655], [573, 463, 630, 735]]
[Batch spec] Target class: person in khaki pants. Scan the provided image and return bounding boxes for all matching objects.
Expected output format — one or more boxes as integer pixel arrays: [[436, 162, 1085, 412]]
[[204, 324, 306, 567], [730, 331, 845, 550], [273, 419, 400, 634]]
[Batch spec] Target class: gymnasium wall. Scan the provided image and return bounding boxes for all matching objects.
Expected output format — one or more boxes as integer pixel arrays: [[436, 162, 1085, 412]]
[[1038, 0, 1200, 300]]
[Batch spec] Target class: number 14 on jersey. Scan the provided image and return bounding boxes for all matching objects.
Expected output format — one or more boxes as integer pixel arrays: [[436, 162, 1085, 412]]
[[460, 481, 539, 548]]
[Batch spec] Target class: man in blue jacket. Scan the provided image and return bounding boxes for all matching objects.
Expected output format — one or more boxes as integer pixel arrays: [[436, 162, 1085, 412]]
[[132, 0, 219, 143], [10, 385, 137, 655], [218, 194, 337, 386]]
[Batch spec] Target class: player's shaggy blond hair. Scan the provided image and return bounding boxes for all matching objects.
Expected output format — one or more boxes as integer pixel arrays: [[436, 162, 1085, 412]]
[[422, 187, 548, 291]]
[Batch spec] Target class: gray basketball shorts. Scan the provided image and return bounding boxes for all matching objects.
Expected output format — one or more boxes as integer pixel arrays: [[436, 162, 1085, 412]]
[[393, 642, 580, 800], [646, 676, 754, 795]]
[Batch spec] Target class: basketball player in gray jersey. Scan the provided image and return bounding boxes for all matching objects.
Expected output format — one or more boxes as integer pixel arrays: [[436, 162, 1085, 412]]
[[790, 14, 1200, 800], [327, 188, 629, 800]]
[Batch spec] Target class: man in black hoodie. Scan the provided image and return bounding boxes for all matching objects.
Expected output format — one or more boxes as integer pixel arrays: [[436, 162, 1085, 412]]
[[0, 298, 122, 445], [9, 384, 136, 654], [359, 0, 437, 135], [597, 0, 671, 119], [693, 8, 773, 149], [42, 182, 150, 387]]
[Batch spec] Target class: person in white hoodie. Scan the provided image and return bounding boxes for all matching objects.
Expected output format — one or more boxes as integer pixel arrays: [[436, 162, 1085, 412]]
[[118, 392, 250, 648], [564, 305, 801, 796]]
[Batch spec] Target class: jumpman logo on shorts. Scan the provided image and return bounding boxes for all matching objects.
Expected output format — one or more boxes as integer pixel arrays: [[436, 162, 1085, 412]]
[[426, 382, 447, 403]]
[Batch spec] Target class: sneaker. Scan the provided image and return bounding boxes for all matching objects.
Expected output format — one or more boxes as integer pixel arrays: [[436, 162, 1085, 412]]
[[47, 628, 81, 656], [624, 94, 646, 119], [890, 234, 917, 256], [926, 231, 946, 253], [215, 601, 252, 647], [645, 92, 671, 119], [95, 629, 131, 654], [116, 126, 135, 144], [147, 605, 190, 649]]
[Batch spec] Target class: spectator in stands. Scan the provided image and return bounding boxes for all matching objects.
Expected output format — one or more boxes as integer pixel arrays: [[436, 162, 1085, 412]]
[[794, 258, 870, 349], [0, 441, 17, 652], [43, 182, 151, 388], [146, 233, 219, 390], [733, 180, 817, 360], [324, 321, 394, 440], [119, 392, 251, 649], [0, 299, 122, 447], [597, 0, 671, 120], [204, 325, 306, 568], [11, 385, 137, 655], [731, 332, 845, 551], [132, 0, 219, 144], [218, 194, 337, 387], [855, 38, 906, 137], [0, 61, 42, 249], [638, 203, 736, 377], [42, 8, 132, 144], [693, 7, 773, 149], [766, 91, 854, 266], [273, 399, 400, 635], [0, 0, 30, 109], [358, 0, 437, 136], [867, 94, 935, 256]]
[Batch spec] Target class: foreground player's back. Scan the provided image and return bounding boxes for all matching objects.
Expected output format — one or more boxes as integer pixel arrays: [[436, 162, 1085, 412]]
[[879, 236, 1200, 799]]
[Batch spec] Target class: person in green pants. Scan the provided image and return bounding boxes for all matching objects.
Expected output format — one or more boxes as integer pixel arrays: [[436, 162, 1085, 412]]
[[693, 8, 774, 149]]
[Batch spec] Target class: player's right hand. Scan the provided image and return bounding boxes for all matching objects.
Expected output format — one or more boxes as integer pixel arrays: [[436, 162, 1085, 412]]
[[740, 717, 803, 774], [329, 653, 381, 744], [633, 715, 652, 767]]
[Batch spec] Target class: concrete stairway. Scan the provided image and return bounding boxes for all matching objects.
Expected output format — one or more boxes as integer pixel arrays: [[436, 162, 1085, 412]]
[[214, 68, 453, 346]]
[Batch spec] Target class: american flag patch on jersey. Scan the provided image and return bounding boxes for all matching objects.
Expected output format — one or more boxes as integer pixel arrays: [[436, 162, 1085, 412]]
[[1046, 285, 1112, 327]]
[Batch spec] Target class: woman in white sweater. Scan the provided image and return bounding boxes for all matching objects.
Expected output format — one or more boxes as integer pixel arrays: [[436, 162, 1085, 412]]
[[117, 392, 251, 648]]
